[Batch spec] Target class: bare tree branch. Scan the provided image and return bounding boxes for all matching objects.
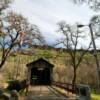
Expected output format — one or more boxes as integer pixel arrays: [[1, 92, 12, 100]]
[[72, 0, 100, 11], [0, 12, 45, 68], [56, 21, 93, 89]]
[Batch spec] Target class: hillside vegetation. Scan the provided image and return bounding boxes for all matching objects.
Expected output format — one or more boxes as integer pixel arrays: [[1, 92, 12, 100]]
[[0, 45, 99, 89]]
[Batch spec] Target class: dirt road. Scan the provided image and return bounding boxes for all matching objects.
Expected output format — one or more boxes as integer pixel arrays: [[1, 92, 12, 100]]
[[24, 86, 68, 100]]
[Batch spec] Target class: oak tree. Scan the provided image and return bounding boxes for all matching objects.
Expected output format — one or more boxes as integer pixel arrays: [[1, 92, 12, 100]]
[[57, 21, 92, 89], [0, 12, 45, 68]]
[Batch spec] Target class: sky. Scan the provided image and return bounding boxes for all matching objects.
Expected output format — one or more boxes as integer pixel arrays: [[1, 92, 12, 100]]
[[10, 0, 98, 46]]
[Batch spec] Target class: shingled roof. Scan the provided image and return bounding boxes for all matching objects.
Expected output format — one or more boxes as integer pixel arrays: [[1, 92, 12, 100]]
[[26, 58, 54, 67]]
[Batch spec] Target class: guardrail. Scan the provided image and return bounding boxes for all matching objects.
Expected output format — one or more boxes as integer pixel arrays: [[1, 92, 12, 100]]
[[52, 81, 91, 100], [52, 81, 76, 93]]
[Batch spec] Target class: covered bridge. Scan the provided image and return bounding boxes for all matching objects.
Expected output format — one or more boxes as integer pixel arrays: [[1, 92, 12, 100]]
[[26, 58, 54, 85]]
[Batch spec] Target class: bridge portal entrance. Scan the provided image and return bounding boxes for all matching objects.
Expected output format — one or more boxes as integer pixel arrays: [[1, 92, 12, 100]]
[[31, 67, 51, 85], [26, 58, 54, 85]]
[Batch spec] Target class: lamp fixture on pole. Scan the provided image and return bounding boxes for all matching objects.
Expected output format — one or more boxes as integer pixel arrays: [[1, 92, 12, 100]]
[[78, 23, 100, 84]]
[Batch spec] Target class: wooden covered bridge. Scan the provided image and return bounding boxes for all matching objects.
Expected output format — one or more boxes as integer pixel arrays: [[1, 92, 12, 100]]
[[26, 58, 54, 85], [24, 58, 90, 100]]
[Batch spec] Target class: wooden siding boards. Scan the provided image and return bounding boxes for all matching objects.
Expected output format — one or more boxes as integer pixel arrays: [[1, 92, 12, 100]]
[[26, 58, 54, 85], [26, 58, 54, 68]]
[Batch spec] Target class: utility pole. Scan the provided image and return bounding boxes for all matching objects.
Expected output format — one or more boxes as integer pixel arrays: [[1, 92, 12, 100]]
[[78, 24, 100, 86], [89, 23, 100, 83]]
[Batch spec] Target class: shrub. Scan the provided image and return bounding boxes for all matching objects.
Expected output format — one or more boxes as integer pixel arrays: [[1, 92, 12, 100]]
[[7, 80, 21, 92]]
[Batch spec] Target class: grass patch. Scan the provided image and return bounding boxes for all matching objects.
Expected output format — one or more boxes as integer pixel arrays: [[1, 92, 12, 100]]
[[91, 93, 100, 100]]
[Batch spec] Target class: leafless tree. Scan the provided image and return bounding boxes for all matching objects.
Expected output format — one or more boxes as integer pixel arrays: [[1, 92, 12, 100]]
[[72, 0, 100, 11], [0, 0, 13, 12], [56, 21, 92, 89], [0, 12, 45, 68]]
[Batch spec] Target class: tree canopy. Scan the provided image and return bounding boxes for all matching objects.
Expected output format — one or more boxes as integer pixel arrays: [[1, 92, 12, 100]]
[[0, 11, 45, 68], [56, 21, 92, 89], [72, 0, 100, 11], [0, 0, 13, 12]]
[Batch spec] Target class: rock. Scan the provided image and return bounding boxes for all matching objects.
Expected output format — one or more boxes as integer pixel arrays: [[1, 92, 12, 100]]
[[9, 90, 19, 100]]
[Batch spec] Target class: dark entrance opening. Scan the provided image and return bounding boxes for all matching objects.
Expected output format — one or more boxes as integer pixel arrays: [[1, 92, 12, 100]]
[[31, 67, 51, 85], [26, 58, 54, 85]]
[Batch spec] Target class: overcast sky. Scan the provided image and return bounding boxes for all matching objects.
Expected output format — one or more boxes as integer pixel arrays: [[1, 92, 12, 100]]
[[10, 0, 98, 45]]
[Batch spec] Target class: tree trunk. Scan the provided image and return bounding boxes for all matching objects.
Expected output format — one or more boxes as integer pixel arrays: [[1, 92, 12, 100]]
[[72, 68, 76, 90], [0, 58, 6, 68]]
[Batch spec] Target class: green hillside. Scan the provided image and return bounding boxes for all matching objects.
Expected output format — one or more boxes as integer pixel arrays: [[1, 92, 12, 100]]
[[0, 45, 99, 90]]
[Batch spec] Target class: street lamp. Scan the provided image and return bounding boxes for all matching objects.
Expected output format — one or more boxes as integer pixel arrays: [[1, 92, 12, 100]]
[[78, 23, 100, 84]]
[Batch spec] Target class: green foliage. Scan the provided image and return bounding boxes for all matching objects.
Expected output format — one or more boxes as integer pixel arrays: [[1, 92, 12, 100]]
[[0, 46, 99, 90], [0, 46, 97, 63], [92, 93, 100, 100], [7, 80, 21, 91], [32, 75, 37, 80]]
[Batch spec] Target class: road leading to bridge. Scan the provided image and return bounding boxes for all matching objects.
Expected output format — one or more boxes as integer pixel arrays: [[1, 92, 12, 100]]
[[25, 86, 69, 100]]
